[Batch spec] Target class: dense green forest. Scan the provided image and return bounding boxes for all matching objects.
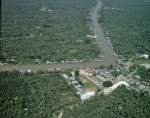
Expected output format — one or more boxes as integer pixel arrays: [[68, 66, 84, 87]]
[[1, 0, 100, 64], [99, 0, 150, 61], [63, 85, 150, 118], [136, 66, 150, 82], [1, 71, 150, 117], [0, 70, 79, 117]]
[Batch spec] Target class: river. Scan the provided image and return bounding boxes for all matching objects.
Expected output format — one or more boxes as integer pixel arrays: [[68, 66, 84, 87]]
[[91, 0, 116, 66], [0, 0, 116, 71]]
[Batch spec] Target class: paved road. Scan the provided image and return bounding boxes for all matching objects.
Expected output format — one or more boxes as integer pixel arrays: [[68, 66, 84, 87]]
[[58, 111, 63, 118]]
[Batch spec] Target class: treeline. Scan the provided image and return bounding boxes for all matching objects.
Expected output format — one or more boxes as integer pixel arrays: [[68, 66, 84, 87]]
[[99, 0, 150, 61], [63, 85, 150, 118], [0, 70, 79, 117], [1, 0, 100, 64]]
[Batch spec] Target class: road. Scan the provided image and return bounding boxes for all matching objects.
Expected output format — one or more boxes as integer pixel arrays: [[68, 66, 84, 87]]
[[58, 111, 63, 118]]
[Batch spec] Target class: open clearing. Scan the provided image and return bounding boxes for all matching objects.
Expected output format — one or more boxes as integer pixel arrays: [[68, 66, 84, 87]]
[[80, 74, 100, 92]]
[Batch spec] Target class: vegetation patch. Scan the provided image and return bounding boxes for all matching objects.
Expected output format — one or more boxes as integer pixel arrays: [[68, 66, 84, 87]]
[[1, 0, 101, 64], [103, 81, 113, 87], [99, 0, 150, 61]]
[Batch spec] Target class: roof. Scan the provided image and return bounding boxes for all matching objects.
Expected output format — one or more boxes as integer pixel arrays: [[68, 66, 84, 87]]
[[140, 63, 150, 69], [85, 67, 93, 74], [143, 54, 149, 59], [135, 75, 141, 79], [35, 59, 41, 63]]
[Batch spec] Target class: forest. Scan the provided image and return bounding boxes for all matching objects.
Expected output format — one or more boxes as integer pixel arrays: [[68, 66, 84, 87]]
[[136, 66, 150, 82], [0, 71, 150, 118], [63, 85, 150, 118], [99, 0, 150, 61], [1, 0, 100, 64], [0, 70, 79, 117]]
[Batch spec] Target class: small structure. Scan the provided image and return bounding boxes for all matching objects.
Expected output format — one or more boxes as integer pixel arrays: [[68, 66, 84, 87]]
[[46, 61, 52, 64], [27, 70, 32, 73], [78, 91, 95, 100], [140, 63, 150, 69], [35, 59, 41, 64], [135, 75, 141, 79], [143, 54, 149, 59], [85, 67, 93, 74], [87, 34, 97, 39], [117, 75, 124, 81], [48, 69, 54, 72], [11, 59, 15, 62], [62, 74, 69, 79]]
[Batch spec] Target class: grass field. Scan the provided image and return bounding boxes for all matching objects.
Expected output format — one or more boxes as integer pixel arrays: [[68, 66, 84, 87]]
[[133, 59, 150, 64], [80, 74, 100, 92]]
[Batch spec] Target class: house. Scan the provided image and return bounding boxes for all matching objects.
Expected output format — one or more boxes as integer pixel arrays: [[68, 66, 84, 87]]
[[35, 59, 41, 64], [77, 91, 95, 100], [62, 74, 69, 79], [46, 61, 52, 64], [117, 75, 124, 81], [71, 80, 78, 84], [53, 62, 57, 64], [140, 63, 150, 69], [85, 67, 93, 74], [135, 75, 141, 79], [48, 69, 54, 72], [27, 70, 32, 73], [143, 54, 149, 59], [138, 85, 145, 90], [11, 59, 15, 62]]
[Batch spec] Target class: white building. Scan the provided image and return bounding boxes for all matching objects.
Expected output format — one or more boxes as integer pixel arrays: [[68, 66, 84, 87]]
[[143, 54, 149, 59], [27, 70, 32, 73], [140, 63, 150, 69], [62, 74, 69, 79], [78, 91, 95, 100]]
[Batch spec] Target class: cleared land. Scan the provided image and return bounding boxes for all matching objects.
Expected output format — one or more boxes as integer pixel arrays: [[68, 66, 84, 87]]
[[80, 74, 100, 92]]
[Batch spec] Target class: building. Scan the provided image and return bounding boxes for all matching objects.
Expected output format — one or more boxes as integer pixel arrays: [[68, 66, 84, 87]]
[[46, 61, 52, 64], [117, 75, 124, 81], [143, 54, 149, 59], [78, 91, 95, 100], [135, 75, 141, 79], [62, 74, 69, 79], [35, 59, 41, 64], [85, 67, 93, 74], [140, 63, 150, 69]]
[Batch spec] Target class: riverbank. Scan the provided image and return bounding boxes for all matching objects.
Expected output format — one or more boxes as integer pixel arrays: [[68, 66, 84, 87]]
[[0, 0, 116, 72], [91, 0, 116, 66], [0, 61, 112, 71]]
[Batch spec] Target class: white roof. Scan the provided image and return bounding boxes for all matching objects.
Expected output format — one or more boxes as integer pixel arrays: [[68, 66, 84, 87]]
[[62, 74, 69, 79], [80, 91, 95, 100], [143, 54, 149, 59], [140, 63, 150, 69]]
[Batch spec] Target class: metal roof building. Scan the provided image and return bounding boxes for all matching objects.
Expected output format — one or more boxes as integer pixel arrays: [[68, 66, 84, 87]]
[[140, 63, 150, 69]]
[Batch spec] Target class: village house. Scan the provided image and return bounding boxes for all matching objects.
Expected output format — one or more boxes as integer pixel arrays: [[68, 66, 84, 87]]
[[35, 59, 41, 64], [85, 67, 94, 74]]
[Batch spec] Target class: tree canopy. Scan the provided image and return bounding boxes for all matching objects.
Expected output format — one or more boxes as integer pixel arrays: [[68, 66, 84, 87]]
[[103, 81, 113, 87]]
